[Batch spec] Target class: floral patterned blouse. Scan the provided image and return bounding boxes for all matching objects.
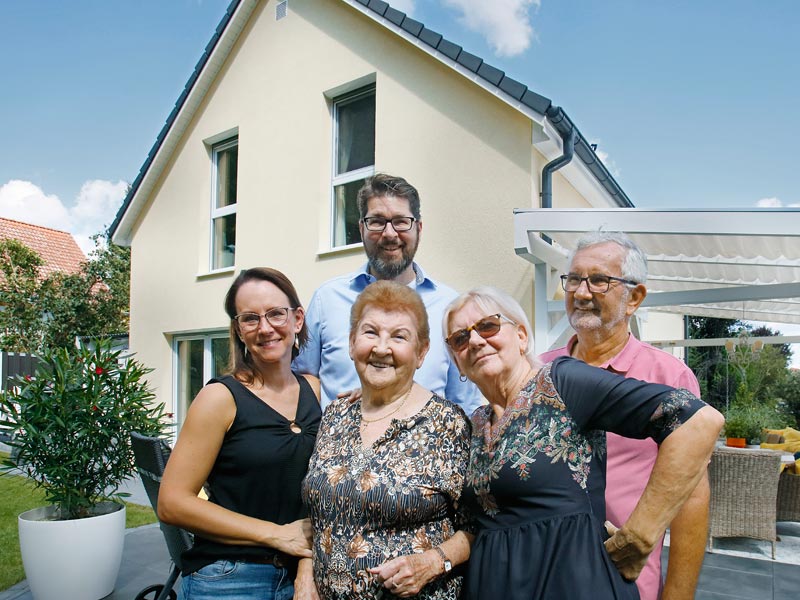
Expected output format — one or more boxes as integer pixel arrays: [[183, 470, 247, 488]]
[[461, 356, 707, 600], [302, 393, 471, 600]]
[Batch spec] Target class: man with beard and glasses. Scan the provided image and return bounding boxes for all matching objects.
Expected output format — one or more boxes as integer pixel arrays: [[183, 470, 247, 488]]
[[539, 231, 707, 600], [293, 173, 482, 412]]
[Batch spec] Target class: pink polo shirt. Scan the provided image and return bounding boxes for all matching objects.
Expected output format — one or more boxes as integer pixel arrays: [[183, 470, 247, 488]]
[[540, 334, 701, 600]]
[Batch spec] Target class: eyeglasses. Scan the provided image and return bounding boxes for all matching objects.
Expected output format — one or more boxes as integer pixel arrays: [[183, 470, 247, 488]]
[[361, 216, 417, 232], [446, 314, 516, 352], [560, 274, 638, 294], [234, 307, 293, 331]]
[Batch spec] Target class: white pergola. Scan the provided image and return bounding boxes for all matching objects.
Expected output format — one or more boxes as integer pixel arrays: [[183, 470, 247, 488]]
[[513, 208, 800, 355]]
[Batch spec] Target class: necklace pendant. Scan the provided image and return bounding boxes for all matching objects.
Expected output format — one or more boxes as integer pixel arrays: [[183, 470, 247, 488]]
[[289, 420, 302, 434]]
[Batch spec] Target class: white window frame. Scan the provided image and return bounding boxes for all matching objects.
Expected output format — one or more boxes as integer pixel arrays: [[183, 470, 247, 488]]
[[171, 331, 229, 437], [330, 85, 376, 249], [209, 137, 238, 272]]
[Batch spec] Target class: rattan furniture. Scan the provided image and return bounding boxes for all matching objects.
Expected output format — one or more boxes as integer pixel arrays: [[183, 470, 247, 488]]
[[707, 445, 782, 559], [777, 469, 800, 522]]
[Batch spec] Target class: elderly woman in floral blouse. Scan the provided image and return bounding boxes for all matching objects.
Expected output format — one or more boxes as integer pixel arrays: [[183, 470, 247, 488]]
[[302, 281, 473, 599]]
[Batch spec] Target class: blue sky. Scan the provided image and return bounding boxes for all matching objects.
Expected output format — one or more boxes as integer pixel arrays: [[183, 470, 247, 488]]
[[2, 0, 798, 247], [1, 0, 798, 354]]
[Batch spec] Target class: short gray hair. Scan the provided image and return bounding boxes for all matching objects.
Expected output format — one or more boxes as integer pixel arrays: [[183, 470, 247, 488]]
[[567, 231, 648, 284], [442, 286, 541, 369]]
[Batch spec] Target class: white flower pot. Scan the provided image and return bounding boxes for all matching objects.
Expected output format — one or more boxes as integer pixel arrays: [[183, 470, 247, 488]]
[[18, 502, 126, 600]]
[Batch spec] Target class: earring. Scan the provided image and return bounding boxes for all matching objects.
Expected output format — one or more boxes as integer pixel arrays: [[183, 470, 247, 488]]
[[243, 344, 248, 357], [459, 374, 467, 383]]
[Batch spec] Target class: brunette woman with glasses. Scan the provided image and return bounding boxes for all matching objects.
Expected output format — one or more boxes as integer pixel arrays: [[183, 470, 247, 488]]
[[443, 286, 723, 600], [159, 267, 322, 600]]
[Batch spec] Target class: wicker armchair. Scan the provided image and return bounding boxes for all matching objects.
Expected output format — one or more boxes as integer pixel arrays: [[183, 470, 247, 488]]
[[777, 470, 800, 522], [707, 445, 782, 559]]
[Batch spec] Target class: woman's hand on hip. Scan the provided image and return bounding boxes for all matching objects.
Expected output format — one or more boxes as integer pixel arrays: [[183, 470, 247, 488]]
[[368, 550, 442, 597]]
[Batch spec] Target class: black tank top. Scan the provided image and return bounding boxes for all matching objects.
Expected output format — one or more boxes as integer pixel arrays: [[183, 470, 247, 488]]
[[181, 372, 321, 574]]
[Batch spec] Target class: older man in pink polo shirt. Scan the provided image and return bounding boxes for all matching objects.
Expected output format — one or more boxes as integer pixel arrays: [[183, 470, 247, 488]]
[[540, 231, 707, 600]]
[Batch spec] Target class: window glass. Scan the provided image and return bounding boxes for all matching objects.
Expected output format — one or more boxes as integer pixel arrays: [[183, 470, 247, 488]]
[[336, 93, 375, 175], [212, 213, 236, 270], [212, 337, 230, 378], [175, 334, 230, 430], [331, 86, 375, 249], [176, 338, 204, 420], [333, 179, 366, 246], [215, 144, 238, 208], [211, 137, 238, 269]]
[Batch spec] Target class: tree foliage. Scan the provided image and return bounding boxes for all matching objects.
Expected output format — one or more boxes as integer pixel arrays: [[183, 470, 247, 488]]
[[688, 316, 797, 430], [0, 234, 130, 353]]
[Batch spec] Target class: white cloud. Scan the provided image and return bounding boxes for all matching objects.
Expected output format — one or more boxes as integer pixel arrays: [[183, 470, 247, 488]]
[[442, 0, 539, 57], [756, 197, 800, 208], [0, 179, 128, 255]]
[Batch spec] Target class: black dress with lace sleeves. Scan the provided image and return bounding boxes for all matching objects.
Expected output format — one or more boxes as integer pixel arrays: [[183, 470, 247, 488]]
[[550, 356, 705, 443]]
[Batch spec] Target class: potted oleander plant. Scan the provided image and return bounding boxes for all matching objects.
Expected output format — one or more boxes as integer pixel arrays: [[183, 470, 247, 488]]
[[0, 338, 167, 600]]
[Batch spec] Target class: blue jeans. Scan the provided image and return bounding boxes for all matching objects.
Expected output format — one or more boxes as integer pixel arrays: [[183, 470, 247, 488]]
[[182, 560, 293, 600]]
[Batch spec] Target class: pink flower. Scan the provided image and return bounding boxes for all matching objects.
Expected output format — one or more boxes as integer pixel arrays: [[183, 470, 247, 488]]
[[24, 375, 32, 381]]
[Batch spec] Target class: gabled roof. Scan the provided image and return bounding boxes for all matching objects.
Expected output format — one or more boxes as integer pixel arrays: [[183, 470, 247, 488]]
[[0, 217, 86, 284], [110, 0, 632, 244]]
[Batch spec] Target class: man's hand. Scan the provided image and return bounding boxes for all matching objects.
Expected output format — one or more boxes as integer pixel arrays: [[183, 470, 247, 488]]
[[337, 388, 362, 402], [604, 520, 656, 581]]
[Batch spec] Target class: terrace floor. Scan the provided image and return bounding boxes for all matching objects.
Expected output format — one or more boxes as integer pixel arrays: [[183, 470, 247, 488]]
[[1, 473, 798, 599]]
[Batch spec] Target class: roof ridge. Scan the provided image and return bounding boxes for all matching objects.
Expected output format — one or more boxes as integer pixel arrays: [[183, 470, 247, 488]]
[[0, 216, 74, 237]]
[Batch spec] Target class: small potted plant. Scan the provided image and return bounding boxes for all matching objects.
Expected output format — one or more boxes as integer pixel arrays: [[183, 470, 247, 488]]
[[0, 338, 167, 600], [723, 408, 758, 448]]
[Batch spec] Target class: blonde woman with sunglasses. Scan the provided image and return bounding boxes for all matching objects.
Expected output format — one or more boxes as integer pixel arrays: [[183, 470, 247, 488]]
[[443, 286, 723, 600]]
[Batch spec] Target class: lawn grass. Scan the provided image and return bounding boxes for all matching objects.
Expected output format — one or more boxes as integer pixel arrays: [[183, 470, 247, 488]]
[[0, 459, 158, 591]]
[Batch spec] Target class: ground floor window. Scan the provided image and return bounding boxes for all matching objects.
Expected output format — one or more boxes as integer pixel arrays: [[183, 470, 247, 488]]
[[174, 333, 229, 430]]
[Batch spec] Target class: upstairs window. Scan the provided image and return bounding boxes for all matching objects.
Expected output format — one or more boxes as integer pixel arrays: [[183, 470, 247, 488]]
[[331, 86, 375, 248], [211, 138, 238, 270]]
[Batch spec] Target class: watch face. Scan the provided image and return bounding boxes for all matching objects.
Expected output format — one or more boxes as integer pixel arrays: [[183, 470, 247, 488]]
[[443, 559, 452, 572]]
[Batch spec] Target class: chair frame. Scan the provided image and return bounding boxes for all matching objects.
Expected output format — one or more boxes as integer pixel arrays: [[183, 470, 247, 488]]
[[131, 432, 193, 600]]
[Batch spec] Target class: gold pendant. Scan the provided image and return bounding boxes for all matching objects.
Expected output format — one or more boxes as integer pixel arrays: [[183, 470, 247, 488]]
[[289, 421, 302, 434]]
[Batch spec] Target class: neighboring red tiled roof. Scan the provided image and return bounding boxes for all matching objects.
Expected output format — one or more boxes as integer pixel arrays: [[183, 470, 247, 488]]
[[0, 217, 86, 284]]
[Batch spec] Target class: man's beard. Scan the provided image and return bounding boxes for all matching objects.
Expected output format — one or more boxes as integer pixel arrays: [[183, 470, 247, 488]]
[[367, 244, 416, 280]]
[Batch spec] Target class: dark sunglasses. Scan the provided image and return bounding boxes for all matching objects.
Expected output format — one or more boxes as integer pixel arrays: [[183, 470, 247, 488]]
[[446, 314, 516, 352]]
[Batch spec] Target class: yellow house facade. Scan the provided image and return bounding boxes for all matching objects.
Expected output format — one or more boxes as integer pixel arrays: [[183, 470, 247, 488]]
[[111, 0, 684, 425]]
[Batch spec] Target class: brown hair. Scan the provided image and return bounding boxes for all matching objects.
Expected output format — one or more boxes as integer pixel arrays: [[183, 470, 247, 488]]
[[356, 173, 421, 220], [223, 267, 307, 384], [349, 280, 429, 349]]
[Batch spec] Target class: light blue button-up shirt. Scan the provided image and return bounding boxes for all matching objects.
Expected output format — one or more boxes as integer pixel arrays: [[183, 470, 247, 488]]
[[293, 263, 483, 414]]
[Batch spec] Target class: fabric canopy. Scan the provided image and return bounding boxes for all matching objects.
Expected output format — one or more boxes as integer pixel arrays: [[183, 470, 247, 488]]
[[513, 208, 800, 353]]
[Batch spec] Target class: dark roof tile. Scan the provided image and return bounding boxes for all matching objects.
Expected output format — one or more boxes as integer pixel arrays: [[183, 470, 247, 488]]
[[400, 16, 423, 36], [436, 38, 461, 60], [521, 89, 551, 115], [498, 75, 527, 100], [456, 50, 482, 72], [367, 0, 389, 16], [477, 62, 504, 86], [418, 27, 442, 48], [384, 6, 404, 26]]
